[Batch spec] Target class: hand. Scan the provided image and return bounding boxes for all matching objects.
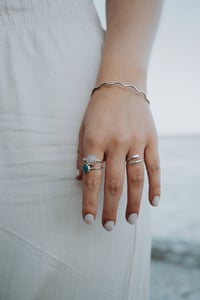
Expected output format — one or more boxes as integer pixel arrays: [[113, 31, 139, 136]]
[[76, 86, 160, 231]]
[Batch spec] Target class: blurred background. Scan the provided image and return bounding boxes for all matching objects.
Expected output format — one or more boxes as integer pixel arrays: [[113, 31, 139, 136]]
[[93, 1, 200, 299]]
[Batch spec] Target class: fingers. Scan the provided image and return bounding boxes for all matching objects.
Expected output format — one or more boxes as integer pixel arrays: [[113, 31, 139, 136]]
[[81, 132, 104, 222], [82, 168, 103, 223], [102, 152, 125, 231], [126, 154, 144, 224], [81, 143, 160, 230], [145, 139, 161, 206], [79, 126, 160, 230], [82, 149, 125, 231], [82, 151, 103, 224]]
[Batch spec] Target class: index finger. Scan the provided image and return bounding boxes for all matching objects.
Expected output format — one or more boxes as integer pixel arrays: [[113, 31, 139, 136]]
[[82, 151, 104, 224]]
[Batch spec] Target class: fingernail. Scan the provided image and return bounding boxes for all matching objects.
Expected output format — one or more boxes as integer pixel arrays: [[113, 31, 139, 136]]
[[128, 213, 138, 225], [76, 169, 82, 180], [104, 221, 115, 232], [84, 214, 94, 225], [76, 169, 80, 177], [152, 196, 160, 207]]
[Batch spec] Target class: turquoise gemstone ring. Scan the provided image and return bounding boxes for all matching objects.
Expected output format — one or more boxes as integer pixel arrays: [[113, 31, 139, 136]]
[[82, 154, 104, 174], [82, 163, 91, 174], [82, 163, 103, 174]]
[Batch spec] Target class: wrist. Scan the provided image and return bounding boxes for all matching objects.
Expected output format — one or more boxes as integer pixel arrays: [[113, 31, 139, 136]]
[[96, 64, 147, 92], [91, 81, 150, 105]]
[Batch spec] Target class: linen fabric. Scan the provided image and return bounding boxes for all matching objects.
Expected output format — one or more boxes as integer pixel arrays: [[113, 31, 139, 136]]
[[0, 1, 151, 299]]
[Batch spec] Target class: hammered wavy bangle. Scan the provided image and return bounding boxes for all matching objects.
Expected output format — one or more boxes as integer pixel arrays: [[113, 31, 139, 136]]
[[90, 81, 150, 104]]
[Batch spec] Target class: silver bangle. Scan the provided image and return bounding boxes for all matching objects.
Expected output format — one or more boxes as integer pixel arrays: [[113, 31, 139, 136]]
[[91, 81, 150, 104]]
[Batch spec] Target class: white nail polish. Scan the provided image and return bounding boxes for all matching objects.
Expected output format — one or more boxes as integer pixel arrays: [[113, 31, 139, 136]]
[[152, 196, 160, 207], [104, 221, 115, 232], [76, 169, 80, 176], [128, 213, 138, 225], [84, 214, 94, 225]]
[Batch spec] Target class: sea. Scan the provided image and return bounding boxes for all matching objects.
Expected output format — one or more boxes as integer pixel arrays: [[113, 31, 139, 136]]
[[151, 135, 200, 269]]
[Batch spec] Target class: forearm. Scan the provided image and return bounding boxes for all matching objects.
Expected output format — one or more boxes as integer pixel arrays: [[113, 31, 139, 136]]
[[96, 0, 163, 90]]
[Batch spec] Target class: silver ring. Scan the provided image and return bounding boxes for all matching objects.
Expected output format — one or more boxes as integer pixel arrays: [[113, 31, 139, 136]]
[[126, 154, 140, 163], [82, 163, 103, 174], [127, 158, 144, 165], [83, 154, 103, 165], [82, 154, 104, 174], [126, 154, 144, 165]]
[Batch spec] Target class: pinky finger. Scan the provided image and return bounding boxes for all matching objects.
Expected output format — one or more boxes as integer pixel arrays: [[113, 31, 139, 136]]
[[145, 141, 161, 207]]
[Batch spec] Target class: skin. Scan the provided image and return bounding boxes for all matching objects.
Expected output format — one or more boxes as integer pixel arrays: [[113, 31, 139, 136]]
[[76, 0, 163, 229]]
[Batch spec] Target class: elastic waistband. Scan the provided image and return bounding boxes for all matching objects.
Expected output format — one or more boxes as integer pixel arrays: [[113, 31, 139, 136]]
[[0, 0, 93, 27]]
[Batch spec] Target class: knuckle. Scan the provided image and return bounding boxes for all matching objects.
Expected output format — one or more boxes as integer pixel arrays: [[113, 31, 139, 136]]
[[131, 131, 146, 146], [83, 176, 99, 192], [149, 160, 161, 174], [133, 133, 144, 144], [84, 133, 100, 148], [118, 133, 129, 144], [111, 132, 130, 146], [105, 179, 122, 195], [129, 173, 144, 185]]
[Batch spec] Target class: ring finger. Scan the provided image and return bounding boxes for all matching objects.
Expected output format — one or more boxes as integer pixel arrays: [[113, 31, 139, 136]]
[[126, 151, 145, 225]]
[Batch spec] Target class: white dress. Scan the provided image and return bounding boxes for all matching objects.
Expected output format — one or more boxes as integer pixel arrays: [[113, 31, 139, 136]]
[[0, 0, 151, 299]]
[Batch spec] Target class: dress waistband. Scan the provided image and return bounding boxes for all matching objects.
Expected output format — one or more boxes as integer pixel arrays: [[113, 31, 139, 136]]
[[0, 0, 94, 27]]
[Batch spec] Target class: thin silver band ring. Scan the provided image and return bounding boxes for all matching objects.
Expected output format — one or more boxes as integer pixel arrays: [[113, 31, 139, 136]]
[[88, 166, 103, 171], [127, 158, 144, 165], [126, 154, 140, 162], [126, 153, 144, 165], [83, 154, 104, 165]]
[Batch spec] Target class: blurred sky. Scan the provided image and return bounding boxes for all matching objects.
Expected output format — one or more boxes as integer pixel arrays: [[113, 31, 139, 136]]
[[93, 0, 200, 135]]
